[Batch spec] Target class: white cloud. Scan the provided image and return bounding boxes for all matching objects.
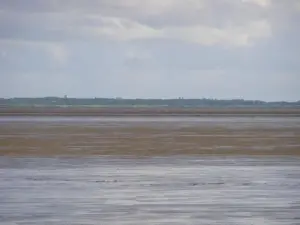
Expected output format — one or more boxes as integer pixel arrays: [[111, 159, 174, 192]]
[[163, 20, 271, 46], [0, 39, 68, 65], [1, 50, 7, 58], [242, 0, 271, 7], [46, 44, 68, 65], [91, 17, 162, 41], [86, 16, 271, 47], [2, 72, 76, 97], [296, 1, 300, 12], [0, 0, 299, 101], [87, 0, 205, 17], [0, 0, 274, 47], [125, 48, 151, 61]]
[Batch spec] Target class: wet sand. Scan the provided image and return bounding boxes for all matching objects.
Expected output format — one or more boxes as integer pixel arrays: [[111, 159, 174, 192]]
[[1, 116, 299, 156]]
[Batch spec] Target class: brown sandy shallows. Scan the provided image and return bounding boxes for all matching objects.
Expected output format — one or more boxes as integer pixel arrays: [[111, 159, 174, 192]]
[[1, 120, 300, 156], [1, 107, 300, 116]]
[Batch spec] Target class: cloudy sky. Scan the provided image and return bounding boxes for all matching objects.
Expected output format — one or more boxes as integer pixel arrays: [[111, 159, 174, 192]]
[[0, 0, 299, 101]]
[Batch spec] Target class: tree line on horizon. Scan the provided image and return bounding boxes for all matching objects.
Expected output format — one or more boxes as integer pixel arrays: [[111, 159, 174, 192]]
[[0, 97, 299, 107]]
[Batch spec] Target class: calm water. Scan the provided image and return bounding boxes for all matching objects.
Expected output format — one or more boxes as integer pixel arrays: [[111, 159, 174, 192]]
[[1, 156, 300, 225], [1, 117, 300, 224]]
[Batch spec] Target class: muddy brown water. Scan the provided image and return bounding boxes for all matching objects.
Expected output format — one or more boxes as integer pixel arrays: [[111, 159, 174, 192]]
[[0, 116, 300, 224], [1, 116, 300, 156]]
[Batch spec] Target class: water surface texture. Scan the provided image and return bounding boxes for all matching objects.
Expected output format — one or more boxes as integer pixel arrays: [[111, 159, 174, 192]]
[[1, 157, 300, 225], [1, 117, 300, 224]]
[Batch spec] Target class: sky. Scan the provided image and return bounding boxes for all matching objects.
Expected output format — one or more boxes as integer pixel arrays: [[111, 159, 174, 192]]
[[0, 0, 299, 101]]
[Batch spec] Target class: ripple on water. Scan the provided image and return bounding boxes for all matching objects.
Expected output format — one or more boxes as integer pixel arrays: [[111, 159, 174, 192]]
[[0, 156, 300, 225]]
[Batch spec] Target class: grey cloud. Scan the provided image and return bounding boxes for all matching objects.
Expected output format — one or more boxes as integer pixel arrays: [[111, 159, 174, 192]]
[[0, 0, 299, 100], [0, 0, 293, 44]]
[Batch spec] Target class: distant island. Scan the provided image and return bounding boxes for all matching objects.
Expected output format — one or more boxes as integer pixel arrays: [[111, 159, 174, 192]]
[[1, 97, 299, 108]]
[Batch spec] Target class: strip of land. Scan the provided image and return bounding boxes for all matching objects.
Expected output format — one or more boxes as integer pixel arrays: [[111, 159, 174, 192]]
[[1, 107, 300, 117]]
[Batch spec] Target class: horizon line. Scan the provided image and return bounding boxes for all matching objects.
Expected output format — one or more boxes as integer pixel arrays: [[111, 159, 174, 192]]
[[1, 96, 299, 103]]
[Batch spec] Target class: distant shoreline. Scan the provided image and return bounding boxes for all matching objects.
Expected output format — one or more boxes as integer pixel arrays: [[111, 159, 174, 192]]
[[1, 107, 300, 117]]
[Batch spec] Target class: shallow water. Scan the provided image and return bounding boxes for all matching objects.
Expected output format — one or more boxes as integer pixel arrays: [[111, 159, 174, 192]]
[[1, 156, 300, 225], [1, 117, 300, 224], [1, 116, 299, 156]]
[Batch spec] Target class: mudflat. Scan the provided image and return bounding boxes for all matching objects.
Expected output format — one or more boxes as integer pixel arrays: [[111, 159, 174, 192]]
[[1, 116, 299, 156]]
